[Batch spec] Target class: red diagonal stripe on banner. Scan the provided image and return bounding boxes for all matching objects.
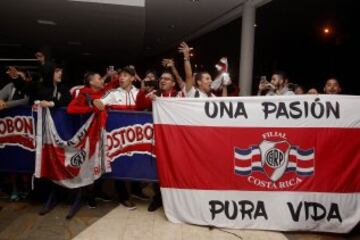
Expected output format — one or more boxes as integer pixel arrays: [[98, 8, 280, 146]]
[[0, 136, 35, 150], [107, 143, 154, 159], [41, 144, 80, 180]]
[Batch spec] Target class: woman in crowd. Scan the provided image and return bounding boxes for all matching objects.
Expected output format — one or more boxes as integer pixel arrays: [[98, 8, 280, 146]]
[[180, 42, 227, 98], [35, 66, 71, 108]]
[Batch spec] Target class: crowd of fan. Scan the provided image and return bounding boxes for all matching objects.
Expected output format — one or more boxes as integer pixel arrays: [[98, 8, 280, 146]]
[[0, 42, 343, 112], [0, 42, 343, 212]]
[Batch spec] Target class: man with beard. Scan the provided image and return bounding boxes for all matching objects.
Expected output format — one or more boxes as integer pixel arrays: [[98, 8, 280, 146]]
[[257, 71, 294, 96]]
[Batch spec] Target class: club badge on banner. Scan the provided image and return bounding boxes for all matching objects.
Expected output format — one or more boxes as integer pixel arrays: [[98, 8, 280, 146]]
[[34, 107, 110, 188], [153, 95, 360, 233]]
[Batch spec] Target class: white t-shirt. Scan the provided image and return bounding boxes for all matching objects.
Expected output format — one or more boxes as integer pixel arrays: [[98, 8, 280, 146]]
[[101, 86, 139, 108], [277, 87, 295, 96], [184, 86, 215, 98], [265, 87, 294, 96]]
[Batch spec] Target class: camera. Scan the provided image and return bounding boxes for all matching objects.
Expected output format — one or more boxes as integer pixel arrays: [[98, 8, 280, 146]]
[[144, 80, 157, 88]]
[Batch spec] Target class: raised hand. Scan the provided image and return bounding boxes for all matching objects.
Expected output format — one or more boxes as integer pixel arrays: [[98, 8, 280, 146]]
[[259, 80, 270, 91], [178, 42, 192, 59], [7, 66, 27, 80], [162, 58, 174, 68], [106, 66, 116, 77]]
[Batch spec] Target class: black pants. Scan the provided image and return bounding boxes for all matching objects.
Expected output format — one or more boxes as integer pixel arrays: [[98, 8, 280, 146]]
[[114, 181, 144, 202], [114, 180, 130, 202], [87, 178, 105, 202], [153, 183, 162, 203]]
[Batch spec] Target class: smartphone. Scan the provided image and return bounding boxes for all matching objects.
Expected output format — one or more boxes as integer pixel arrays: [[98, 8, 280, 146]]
[[260, 75, 267, 82]]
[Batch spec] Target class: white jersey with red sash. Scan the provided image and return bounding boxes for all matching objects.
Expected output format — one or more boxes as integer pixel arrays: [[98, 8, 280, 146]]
[[184, 86, 215, 98], [101, 86, 139, 110]]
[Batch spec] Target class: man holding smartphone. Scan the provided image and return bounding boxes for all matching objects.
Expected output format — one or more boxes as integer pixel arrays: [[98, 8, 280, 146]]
[[257, 71, 294, 96]]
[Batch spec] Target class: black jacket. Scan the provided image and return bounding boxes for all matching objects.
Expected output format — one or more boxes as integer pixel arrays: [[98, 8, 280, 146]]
[[36, 83, 71, 107]]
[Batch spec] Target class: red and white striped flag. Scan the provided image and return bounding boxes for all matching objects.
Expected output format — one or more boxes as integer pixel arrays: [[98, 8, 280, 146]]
[[35, 107, 110, 188]]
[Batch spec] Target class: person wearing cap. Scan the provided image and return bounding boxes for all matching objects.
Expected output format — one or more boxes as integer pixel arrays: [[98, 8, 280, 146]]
[[93, 66, 139, 111], [93, 66, 148, 210]]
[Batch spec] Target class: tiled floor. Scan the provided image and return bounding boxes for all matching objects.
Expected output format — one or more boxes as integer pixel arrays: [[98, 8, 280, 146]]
[[0, 199, 116, 240], [0, 197, 359, 240], [73, 202, 288, 240]]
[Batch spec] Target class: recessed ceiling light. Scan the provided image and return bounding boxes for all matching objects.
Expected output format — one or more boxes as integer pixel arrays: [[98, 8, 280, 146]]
[[82, 52, 92, 56], [189, 0, 200, 2], [168, 24, 176, 29], [37, 19, 57, 26], [68, 0, 145, 7]]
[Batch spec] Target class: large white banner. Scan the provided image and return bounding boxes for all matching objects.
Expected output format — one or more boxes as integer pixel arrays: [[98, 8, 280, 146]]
[[153, 95, 360, 233]]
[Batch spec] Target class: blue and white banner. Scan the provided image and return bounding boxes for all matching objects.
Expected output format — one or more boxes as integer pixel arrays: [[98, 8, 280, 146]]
[[0, 107, 158, 182]]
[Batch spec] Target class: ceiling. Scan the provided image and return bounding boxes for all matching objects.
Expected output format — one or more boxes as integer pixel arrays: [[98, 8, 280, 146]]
[[0, 0, 271, 62]]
